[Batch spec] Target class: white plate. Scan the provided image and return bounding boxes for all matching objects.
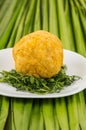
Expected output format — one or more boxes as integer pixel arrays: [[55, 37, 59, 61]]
[[0, 48, 86, 98]]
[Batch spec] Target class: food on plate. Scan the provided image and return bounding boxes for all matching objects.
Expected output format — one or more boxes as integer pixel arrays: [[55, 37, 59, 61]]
[[12, 30, 63, 78], [0, 66, 80, 94], [0, 31, 80, 94]]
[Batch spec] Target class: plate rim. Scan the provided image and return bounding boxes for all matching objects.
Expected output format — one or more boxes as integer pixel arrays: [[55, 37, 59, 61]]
[[0, 48, 86, 98]]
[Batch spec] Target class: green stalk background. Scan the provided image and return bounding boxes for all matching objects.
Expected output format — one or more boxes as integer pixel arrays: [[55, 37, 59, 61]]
[[0, 0, 86, 130]]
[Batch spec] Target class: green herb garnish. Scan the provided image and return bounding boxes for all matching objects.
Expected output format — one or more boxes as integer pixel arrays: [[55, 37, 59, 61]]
[[0, 66, 80, 94]]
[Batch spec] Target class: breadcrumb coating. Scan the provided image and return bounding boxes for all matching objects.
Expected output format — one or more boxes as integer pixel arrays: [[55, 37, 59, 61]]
[[12, 30, 63, 78]]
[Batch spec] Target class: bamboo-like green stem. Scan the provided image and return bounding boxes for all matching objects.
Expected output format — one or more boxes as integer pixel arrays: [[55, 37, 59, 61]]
[[55, 98, 69, 130], [12, 98, 33, 130], [42, 0, 49, 31], [67, 95, 80, 130], [29, 99, 39, 130], [70, 1, 86, 57], [23, 0, 36, 35], [65, 0, 76, 51], [49, 0, 59, 36], [42, 99, 55, 130], [7, 0, 27, 47], [0, 0, 23, 49], [33, 0, 41, 31], [0, 0, 17, 38], [57, 0, 73, 49], [77, 92, 86, 130], [0, 96, 9, 130]]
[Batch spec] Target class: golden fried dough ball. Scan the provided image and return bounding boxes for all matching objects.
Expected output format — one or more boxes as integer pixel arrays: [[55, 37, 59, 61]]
[[12, 30, 63, 78]]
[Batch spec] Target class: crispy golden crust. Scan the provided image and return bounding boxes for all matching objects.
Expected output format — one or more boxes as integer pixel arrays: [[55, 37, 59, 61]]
[[12, 30, 63, 78]]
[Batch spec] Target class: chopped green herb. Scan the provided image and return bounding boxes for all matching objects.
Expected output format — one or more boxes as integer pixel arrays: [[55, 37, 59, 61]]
[[0, 66, 80, 94]]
